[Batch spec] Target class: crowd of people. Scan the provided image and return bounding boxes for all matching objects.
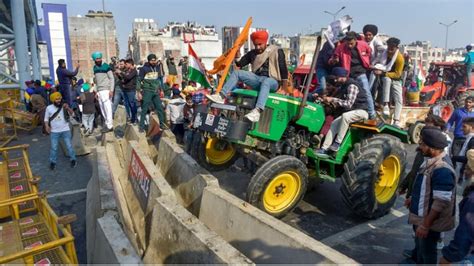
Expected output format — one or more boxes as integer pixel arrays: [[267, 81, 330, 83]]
[[19, 19, 473, 264]]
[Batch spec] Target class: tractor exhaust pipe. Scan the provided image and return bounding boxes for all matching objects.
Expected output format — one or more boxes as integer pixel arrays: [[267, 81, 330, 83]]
[[295, 35, 323, 121]]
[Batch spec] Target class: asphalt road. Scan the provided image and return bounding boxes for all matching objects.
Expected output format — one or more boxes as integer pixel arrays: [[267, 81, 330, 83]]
[[213, 143, 456, 264]]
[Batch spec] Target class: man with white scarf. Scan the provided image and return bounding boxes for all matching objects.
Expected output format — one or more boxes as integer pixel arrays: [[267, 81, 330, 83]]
[[364, 24, 386, 91], [372, 37, 405, 127]]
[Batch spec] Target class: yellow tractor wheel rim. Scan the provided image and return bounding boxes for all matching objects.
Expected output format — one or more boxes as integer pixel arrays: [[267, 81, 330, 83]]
[[263, 171, 302, 214], [375, 155, 401, 204], [205, 138, 236, 165]]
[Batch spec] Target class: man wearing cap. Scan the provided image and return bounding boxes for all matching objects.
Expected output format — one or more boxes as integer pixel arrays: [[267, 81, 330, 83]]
[[44, 92, 77, 170], [138, 54, 166, 132], [373, 37, 405, 126], [92, 51, 115, 132], [402, 127, 456, 264], [363, 24, 387, 91], [166, 88, 186, 144], [460, 45, 474, 87], [56, 59, 80, 107], [207, 30, 288, 122], [331, 31, 375, 119], [78, 83, 96, 135], [316, 67, 369, 154]]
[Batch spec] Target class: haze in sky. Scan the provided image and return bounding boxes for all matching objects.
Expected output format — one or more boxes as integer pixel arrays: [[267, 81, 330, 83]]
[[36, 0, 474, 58]]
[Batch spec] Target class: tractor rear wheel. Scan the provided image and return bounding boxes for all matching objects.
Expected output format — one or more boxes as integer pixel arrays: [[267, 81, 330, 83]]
[[247, 155, 308, 218], [196, 136, 239, 172], [341, 134, 406, 219]]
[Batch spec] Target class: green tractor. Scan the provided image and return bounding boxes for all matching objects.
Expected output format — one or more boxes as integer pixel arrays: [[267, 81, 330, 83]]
[[194, 37, 409, 219]]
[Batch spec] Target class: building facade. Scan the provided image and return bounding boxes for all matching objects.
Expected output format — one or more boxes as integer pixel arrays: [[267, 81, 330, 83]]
[[401, 41, 445, 72], [128, 20, 222, 77]]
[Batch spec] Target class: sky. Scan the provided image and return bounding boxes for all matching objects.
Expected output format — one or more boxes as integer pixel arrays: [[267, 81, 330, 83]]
[[36, 0, 474, 58]]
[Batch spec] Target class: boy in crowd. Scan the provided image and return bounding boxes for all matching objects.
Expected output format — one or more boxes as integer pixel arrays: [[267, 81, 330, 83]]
[[78, 83, 96, 135], [166, 88, 185, 144]]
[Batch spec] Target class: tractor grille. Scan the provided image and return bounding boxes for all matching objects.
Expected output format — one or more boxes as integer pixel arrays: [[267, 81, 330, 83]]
[[257, 108, 273, 134]]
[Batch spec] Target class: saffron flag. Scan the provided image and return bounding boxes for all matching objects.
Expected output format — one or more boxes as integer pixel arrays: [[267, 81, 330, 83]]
[[188, 44, 211, 88]]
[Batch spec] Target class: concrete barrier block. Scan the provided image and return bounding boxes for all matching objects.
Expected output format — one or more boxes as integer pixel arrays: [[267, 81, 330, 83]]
[[93, 212, 142, 264], [200, 186, 357, 264], [156, 136, 219, 215], [113, 105, 127, 129], [143, 197, 253, 264], [86, 150, 100, 264], [109, 139, 177, 252]]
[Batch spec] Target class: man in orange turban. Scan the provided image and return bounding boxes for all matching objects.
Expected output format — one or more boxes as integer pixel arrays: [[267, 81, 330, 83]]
[[207, 30, 288, 122]]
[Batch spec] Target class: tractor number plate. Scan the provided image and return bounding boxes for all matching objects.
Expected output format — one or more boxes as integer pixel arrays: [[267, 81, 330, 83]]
[[195, 113, 231, 136]]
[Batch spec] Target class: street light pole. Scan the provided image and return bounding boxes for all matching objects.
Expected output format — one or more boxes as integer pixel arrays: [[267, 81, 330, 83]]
[[102, 0, 109, 60], [324, 6, 346, 21], [439, 20, 458, 61]]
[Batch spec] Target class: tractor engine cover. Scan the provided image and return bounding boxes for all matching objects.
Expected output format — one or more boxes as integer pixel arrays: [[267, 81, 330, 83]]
[[194, 112, 251, 141]]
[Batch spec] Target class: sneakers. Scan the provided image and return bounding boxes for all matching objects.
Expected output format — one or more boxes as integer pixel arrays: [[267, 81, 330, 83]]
[[392, 120, 402, 128], [206, 93, 225, 104], [328, 142, 341, 152], [50, 162, 56, 171], [383, 105, 390, 116], [70, 160, 77, 168], [245, 108, 261, 123], [315, 148, 331, 158], [101, 127, 113, 133], [437, 240, 444, 250]]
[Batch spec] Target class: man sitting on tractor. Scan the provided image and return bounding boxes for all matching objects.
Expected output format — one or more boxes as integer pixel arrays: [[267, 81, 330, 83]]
[[206, 30, 289, 122], [316, 67, 369, 155]]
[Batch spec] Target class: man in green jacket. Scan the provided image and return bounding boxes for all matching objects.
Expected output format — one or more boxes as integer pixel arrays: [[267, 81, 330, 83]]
[[461, 45, 474, 87], [138, 54, 165, 132]]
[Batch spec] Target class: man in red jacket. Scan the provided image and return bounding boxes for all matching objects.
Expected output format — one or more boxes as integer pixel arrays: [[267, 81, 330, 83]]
[[330, 31, 375, 119]]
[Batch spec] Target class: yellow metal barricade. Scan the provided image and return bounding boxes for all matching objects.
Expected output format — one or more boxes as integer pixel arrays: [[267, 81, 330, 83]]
[[0, 98, 18, 147], [0, 194, 78, 264], [0, 145, 40, 219]]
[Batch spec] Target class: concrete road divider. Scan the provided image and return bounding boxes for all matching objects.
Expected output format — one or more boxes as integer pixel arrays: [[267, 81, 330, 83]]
[[143, 196, 253, 264], [156, 136, 219, 216], [199, 186, 358, 264]]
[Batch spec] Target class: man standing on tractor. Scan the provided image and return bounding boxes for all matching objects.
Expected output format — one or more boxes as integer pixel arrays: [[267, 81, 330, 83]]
[[447, 96, 474, 157], [374, 37, 405, 127], [364, 24, 387, 92], [460, 45, 474, 88], [315, 67, 369, 155], [138, 54, 166, 132], [330, 31, 375, 119], [402, 127, 456, 264], [92, 52, 115, 133], [206, 30, 288, 122]]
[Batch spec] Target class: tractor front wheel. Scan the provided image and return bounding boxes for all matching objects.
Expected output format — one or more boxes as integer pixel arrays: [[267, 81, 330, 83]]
[[196, 136, 239, 171], [408, 121, 425, 144], [247, 155, 308, 218], [341, 134, 406, 219]]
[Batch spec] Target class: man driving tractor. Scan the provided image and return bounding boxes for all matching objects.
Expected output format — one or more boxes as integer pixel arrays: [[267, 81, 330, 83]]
[[207, 30, 288, 122], [316, 67, 369, 155]]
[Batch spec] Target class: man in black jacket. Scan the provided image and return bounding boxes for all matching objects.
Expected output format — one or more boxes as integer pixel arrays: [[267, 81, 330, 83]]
[[452, 117, 474, 184], [316, 67, 369, 155], [207, 30, 288, 122], [118, 58, 138, 124]]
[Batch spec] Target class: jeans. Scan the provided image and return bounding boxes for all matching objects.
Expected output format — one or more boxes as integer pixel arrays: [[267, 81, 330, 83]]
[[316, 68, 329, 94], [113, 87, 130, 117], [123, 90, 138, 123], [59, 84, 72, 106], [321, 109, 369, 149], [50, 130, 76, 164], [82, 113, 95, 131], [467, 65, 472, 87], [356, 74, 375, 117], [184, 129, 194, 154], [222, 70, 278, 110], [412, 225, 441, 264], [139, 90, 165, 129], [382, 78, 403, 122]]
